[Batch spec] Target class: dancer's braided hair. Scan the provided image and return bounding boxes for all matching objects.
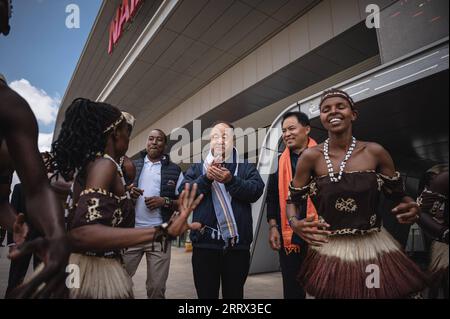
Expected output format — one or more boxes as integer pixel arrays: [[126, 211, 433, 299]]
[[51, 98, 123, 180]]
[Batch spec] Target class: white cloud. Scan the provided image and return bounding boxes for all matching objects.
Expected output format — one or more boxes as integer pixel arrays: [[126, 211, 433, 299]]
[[9, 79, 60, 125], [38, 132, 54, 152]]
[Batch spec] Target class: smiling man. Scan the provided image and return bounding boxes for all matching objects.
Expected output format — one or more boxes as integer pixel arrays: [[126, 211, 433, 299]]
[[123, 129, 184, 299], [266, 111, 317, 299], [180, 120, 265, 299]]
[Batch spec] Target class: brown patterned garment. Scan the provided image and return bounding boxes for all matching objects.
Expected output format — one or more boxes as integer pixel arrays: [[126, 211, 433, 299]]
[[67, 188, 135, 258], [288, 171, 427, 298], [417, 188, 448, 227], [289, 171, 405, 235], [417, 188, 448, 291]]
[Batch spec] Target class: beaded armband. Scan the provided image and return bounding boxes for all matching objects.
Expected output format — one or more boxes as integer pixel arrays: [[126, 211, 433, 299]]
[[377, 172, 406, 201]]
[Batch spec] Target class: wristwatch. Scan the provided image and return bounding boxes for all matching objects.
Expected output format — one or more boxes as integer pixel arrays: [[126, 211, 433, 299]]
[[163, 197, 172, 209], [154, 222, 169, 241], [288, 216, 298, 227]]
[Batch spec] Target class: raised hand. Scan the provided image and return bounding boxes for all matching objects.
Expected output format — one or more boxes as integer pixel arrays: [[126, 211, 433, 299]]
[[8, 235, 70, 298], [127, 183, 143, 200], [12, 213, 29, 246], [167, 183, 203, 237]]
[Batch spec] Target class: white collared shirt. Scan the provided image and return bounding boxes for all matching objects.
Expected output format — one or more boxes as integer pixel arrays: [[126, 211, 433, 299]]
[[135, 155, 183, 228]]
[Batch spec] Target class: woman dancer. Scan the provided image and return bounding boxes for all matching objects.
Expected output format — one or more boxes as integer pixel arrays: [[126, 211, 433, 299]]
[[51, 98, 202, 298], [417, 164, 448, 298], [287, 89, 426, 298]]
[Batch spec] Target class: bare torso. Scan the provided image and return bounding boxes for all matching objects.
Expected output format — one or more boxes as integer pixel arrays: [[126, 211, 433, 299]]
[[0, 139, 14, 175]]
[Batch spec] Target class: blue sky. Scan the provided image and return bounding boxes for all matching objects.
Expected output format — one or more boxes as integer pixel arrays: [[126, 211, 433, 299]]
[[0, 0, 102, 149]]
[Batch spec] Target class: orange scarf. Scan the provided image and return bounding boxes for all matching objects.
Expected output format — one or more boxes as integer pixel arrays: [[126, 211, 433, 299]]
[[278, 138, 318, 255]]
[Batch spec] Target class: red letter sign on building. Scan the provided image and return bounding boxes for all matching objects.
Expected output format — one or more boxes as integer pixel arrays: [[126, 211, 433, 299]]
[[108, 0, 143, 55]]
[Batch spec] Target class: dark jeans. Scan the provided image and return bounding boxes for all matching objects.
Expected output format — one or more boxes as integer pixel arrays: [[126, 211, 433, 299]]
[[278, 243, 306, 299], [192, 247, 250, 299], [5, 252, 41, 298]]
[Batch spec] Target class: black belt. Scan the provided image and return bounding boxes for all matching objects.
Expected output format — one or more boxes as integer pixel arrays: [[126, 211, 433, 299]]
[[84, 250, 122, 259]]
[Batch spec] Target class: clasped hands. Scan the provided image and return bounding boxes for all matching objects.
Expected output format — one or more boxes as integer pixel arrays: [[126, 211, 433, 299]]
[[206, 161, 232, 184]]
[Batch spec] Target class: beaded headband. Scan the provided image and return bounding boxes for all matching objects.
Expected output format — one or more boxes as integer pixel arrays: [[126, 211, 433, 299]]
[[122, 111, 136, 128], [320, 91, 355, 109], [103, 113, 125, 133]]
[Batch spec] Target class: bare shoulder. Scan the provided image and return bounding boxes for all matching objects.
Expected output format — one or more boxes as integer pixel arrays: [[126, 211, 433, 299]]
[[297, 145, 322, 170], [302, 144, 323, 160], [85, 157, 118, 189], [362, 141, 395, 170], [88, 157, 117, 175], [0, 85, 36, 129], [362, 141, 387, 156], [0, 85, 29, 112]]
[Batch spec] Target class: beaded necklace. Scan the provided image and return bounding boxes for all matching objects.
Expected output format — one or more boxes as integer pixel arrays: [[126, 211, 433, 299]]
[[323, 136, 356, 183]]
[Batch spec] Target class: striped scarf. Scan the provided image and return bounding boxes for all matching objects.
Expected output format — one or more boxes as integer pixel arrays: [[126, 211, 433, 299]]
[[203, 149, 239, 248]]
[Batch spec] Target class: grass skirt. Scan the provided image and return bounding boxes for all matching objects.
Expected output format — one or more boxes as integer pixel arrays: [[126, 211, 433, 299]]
[[298, 228, 427, 298], [68, 253, 134, 299]]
